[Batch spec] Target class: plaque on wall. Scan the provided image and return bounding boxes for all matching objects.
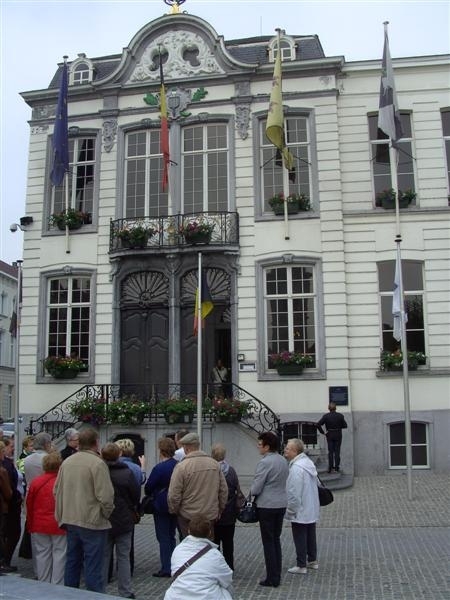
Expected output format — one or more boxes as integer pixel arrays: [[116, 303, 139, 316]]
[[329, 386, 349, 406]]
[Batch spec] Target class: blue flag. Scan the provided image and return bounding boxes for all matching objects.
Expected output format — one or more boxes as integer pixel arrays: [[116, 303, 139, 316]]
[[50, 62, 69, 186]]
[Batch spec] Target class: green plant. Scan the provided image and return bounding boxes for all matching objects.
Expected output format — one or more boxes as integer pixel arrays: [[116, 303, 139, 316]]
[[375, 188, 416, 206], [179, 220, 215, 236], [69, 397, 107, 425], [43, 355, 84, 376], [268, 192, 310, 211], [49, 208, 87, 229], [117, 223, 156, 245], [159, 397, 196, 416], [269, 351, 314, 367], [107, 396, 148, 424], [211, 397, 248, 418], [379, 349, 426, 370]]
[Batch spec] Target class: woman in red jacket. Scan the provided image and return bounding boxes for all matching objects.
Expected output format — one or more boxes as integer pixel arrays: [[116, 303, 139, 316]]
[[26, 452, 66, 584]]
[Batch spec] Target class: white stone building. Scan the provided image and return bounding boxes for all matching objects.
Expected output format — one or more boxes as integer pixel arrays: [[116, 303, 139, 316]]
[[18, 11, 450, 476], [0, 260, 18, 420]]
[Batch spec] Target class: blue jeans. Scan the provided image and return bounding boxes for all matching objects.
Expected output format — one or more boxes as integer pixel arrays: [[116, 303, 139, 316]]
[[257, 507, 285, 585], [64, 525, 108, 592], [154, 513, 177, 574]]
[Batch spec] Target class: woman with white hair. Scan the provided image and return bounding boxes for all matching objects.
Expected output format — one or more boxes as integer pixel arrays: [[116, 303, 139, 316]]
[[283, 438, 320, 575], [60, 428, 79, 461]]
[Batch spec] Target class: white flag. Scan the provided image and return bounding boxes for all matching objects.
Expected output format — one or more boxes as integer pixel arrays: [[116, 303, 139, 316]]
[[378, 28, 403, 148], [392, 253, 406, 341]]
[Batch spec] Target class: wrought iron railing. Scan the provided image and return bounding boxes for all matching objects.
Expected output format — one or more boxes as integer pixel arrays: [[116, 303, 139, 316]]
[[26, 382, 280, 441], [109, 211, 239, 253]]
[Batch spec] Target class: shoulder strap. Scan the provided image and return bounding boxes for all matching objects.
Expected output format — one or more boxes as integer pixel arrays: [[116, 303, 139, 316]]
[[172, 544, 212, 580]]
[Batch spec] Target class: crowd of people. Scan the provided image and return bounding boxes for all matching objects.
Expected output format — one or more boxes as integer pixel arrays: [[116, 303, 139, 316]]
[[0, 403, 348, 597]]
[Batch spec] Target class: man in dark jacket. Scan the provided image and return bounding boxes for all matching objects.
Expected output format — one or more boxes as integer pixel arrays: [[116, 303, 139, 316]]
[[317, 402, 348, 473], [101, 443, 140, 600]]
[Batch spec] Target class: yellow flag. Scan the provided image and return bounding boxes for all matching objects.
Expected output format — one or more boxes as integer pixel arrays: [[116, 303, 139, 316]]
[[266, 41, 294, 172]]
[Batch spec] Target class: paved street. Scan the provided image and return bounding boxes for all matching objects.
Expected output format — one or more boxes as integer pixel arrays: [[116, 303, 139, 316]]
[[8, 473, 450, 599]]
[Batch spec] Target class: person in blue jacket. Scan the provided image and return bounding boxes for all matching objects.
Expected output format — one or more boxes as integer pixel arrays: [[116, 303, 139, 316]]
[[145, 437, 178, 577]]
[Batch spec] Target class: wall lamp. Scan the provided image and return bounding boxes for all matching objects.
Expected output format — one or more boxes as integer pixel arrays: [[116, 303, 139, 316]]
[[10, 216, 33, 232]]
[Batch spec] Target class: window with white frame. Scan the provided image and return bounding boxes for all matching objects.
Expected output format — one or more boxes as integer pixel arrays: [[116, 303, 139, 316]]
[[261, 115, 312, 213], [441, 109, 450, 198], [269, 37, 296, 62], [46, 276, 91, 371], [51, 136, 96, 221], [369, 113, 415, 204], [0, 331, 3, 366], [389, 422, 429, 468], [378, 260, 425, 354], [182, 123, 229, 213], [7, 385, 13, 419], [72, 63, 91, 85], [125, 129, 168, 217], [264, 264, 317, 370]]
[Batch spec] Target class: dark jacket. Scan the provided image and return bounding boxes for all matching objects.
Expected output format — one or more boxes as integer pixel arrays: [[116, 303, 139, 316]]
[[317, 411, 348, 440], [217, 463, 241, 526], [106, 460, 141, 536], [145, 457, 177, 514], [60, 445, 77, 461]]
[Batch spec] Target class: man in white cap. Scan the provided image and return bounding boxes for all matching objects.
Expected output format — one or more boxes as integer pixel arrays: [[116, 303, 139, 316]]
[[167, 433, 228, 538]]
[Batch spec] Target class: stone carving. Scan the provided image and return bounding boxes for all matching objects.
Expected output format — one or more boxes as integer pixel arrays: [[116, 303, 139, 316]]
[[235, 104, 250, 140], [128, 30, 224, 83], [32, 105, 55, 120], [30, 125, 49, 135], [103, 119, 118, 152]]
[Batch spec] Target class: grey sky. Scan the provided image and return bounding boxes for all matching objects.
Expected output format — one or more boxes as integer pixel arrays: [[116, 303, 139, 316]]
[[1, 0, 449, 264]]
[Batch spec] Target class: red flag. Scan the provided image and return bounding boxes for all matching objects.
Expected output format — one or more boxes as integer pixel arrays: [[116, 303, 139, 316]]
[[160, 57, 170, 191]]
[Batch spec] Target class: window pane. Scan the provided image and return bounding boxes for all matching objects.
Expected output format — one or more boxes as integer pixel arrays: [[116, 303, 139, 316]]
[[411, 445, 427, 466], [390, 422, 405, 444], [390, 445, 405, 466], [411, 422, 426, 444]]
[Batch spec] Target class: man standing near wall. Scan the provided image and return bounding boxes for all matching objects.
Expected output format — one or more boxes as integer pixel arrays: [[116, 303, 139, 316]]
[[317, 403, 348, 473], [168, 433, 228, 538], [54, 427, 114, 593]]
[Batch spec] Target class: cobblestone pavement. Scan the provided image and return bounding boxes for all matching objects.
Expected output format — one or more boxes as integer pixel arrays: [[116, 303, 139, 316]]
[[12, 473, 450, 599]]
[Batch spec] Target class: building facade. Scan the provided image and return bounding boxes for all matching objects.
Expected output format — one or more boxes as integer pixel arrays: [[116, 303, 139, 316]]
[[0, 261, 18, 420], [18, 11, 450, 475]]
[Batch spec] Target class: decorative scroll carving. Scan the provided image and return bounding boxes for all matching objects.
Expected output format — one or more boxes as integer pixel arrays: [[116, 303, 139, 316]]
[[121, 271, 169, 308], [32, 105, 56, 120], [128, 30, 224, 83], [30, 125, 49, 134], [103, 119, 118, 153]]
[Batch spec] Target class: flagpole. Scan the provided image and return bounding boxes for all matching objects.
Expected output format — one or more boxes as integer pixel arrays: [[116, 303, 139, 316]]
[[65, 170, 70, 254], [196, 252, 203, 440], [395, 236, 413, 500], [13, 260, 23, 464], [379, 21, 413, 499], [275, 28, 290, 241]]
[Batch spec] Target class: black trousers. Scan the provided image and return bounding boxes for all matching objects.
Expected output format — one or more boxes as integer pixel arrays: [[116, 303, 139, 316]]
[[291, 522, 317, 568], [327, 435, 342, 470], [214, 522, 235, 570], [257, 507, 285, 585], [4, 502, 21, 565]]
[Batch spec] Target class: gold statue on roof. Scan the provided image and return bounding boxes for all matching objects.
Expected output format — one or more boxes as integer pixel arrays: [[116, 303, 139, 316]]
[[164, 0, 186, 14]]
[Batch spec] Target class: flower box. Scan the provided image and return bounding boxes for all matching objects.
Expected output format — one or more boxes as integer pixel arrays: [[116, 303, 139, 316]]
[[165, 412, 194, 425], [215, 413, 241, 423], [179, 220, 214, 245], [117, 225, 156, 249], [268, 193, 310, 215], [183, 231, 211, 244], [379, 350, 426, 371], [376, 189, 416, 209], [52, 369, 79, 379], [276, 364, 304, 376]]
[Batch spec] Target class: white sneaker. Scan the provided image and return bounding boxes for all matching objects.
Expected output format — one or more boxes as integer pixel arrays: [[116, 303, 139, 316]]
[[288, 566, 307, 574], [307, 561, 319, 570]]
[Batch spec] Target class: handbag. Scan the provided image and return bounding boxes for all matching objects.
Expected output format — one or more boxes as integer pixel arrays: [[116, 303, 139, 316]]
[[236, 493, 258, 523], [317, 476, 334, 507], [139, 494, 155, 515]]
